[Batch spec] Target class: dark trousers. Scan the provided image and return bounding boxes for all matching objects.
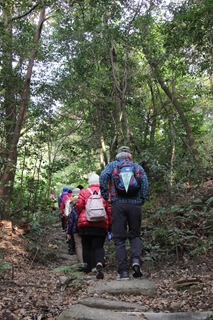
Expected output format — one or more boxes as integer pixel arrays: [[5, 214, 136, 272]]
[[67, 234, 75, 253], [61, 216, 67, 230], [81, 235, 105, 273], [112, 202, 142, 274]]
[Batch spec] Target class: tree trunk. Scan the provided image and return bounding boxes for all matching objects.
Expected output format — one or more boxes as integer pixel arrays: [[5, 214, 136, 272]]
[[110, 40, 131, 146], [147, 59, 200, 163], [157, 76, 200, 163], [0, 7, 46, 220]]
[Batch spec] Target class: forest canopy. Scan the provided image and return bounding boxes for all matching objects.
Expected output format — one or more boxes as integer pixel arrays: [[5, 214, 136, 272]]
[[0, 0, 213, 220]]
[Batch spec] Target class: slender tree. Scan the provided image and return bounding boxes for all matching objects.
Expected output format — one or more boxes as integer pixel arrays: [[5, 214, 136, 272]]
[[0, 3, 46, 219]]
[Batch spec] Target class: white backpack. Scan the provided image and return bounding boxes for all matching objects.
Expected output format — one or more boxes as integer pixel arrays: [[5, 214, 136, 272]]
[[64, 196, 71, 216], [85, 188, 106, 222]]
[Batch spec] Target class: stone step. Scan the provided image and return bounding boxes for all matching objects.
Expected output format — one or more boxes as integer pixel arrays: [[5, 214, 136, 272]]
[[57, 304, 213, 320], [88, 278, 156, 296]]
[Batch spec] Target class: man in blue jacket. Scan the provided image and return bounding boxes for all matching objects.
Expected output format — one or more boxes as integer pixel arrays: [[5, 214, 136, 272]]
[[100, 146, 148, 280]]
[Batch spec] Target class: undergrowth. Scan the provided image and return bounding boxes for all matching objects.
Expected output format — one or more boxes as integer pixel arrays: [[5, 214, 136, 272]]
[[20, 184, 213, 273], [142, 194, 213, 265], [0, 249, 12, 276]]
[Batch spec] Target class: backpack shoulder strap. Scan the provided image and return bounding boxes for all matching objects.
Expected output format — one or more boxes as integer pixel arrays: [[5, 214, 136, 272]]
[[87, 188, 93, 195]]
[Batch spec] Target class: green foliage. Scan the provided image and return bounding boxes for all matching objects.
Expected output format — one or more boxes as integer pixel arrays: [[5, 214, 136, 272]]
[[29, 210, 59, 234], [53, 265, 73, 273], [25, 233, 60, 266], [53, 265, 81, 274], [53, 263, 87, 282], [143, 195, 213, 262], [189, 245, 210, 259], [1, 0, 213, 233], [0, 250, 12, 276], [38, 247, 60, 266], [205, 197, 213, 211], [29, 217, 43, 234], [24, 210, 61, 265], [52, 264, 88, 286]]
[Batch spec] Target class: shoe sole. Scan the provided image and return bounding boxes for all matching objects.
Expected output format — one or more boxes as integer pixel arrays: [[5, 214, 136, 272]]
[[116, 273, 129, 281], [132, 264, 142, 278]]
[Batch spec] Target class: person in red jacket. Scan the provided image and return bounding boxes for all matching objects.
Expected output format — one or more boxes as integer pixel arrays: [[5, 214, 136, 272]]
[[76, 173, 112, 279], [60, 189, 72, 231], [60, 189, 76, 255]]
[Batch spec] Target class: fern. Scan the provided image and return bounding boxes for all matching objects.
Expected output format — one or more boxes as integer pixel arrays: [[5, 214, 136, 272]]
[[0, 251, 12, 275]]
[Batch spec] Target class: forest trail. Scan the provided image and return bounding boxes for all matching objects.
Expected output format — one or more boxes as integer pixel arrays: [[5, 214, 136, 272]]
[[55, 223, 213, 320], [0, 217, 213, 319]]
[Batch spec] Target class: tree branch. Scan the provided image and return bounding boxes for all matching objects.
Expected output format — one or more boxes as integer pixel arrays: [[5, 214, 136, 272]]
[[11, 4, 39, 21]]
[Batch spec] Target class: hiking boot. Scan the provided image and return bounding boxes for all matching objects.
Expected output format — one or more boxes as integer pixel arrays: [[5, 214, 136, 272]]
[[96, 262, 104, 279], [132, 263, 143, 278], [116, 271, 129, 281], [68, 249, 75, 255]]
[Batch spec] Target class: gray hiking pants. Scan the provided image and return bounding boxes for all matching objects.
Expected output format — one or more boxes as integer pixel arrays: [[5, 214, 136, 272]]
[[112, 202, 142, 275]]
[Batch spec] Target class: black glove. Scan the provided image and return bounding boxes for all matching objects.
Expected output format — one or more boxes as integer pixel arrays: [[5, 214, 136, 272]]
[[108, 225, 112, 233]]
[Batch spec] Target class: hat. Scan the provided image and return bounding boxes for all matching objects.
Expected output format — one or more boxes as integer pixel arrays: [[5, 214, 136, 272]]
[[72, 188, 80, 197], [117, 146, 130, 153], [116, 151, 132, 160], [88, 173, 100, 186], [77, 184, 84, 190], [62, 187, 68, 193], [68, 186, 74, 191], [116, 145, 132, 160]]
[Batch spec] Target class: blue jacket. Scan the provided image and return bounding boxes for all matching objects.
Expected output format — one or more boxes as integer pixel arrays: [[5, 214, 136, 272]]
[[67, 206, 78, 234], [58, 187, 68, 208], [100, 157, 148, 205]]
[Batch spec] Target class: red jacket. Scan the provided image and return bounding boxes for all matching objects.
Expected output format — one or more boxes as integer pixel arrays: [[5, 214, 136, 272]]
[[76, 183, 112, 230], [60, 192, 72, 214]]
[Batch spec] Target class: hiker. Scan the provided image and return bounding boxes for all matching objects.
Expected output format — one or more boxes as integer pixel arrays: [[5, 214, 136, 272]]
[[60, 188, 76, 255], [50, 193, 56, 200], [100, 146, 148, 281], [67, 188, 83, 265], [50, 188, 57, 211], [58, 187, 68, 230], [76, 173, 112, 279]]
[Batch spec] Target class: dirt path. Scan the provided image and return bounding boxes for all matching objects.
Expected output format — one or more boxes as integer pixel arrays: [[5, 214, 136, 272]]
[[0, 218, 213, 319]]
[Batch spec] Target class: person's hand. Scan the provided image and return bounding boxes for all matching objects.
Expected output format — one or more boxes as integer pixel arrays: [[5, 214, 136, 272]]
[[67, 234, 71, 240], [108, 225, 112, 232]]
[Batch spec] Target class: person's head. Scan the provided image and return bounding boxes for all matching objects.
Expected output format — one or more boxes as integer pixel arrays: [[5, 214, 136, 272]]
[[77, 184, 84, 190], [72, 188, 80, 197], [88, 173, 100, 186], [116, 146, 132, 160], [62, 187, 68, 194], [68, 189, 72, 194], [70, 188, 80, 207], [117, 146, 130, 154]]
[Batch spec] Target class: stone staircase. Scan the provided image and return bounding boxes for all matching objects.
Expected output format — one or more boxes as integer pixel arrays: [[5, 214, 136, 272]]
[[54, 224, 212, 320]]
